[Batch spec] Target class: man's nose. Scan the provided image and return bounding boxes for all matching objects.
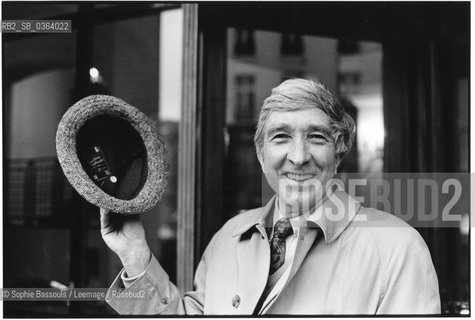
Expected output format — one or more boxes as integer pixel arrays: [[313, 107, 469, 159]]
[[287, 139, 310, 166]]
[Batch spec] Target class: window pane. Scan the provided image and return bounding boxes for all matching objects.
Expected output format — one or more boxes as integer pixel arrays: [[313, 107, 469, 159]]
[[3, 4, 183, 315]]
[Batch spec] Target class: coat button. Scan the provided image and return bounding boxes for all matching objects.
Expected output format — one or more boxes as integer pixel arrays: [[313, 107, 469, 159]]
[[160, 297, 169, 305], [231, 294, 240, 308]]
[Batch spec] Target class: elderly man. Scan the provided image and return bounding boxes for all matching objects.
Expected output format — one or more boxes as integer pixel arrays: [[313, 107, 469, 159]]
[[101, 78, 440, 315]]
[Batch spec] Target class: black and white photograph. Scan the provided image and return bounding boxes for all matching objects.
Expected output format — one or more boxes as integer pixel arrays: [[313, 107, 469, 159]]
[[1, 1, 470, 317]]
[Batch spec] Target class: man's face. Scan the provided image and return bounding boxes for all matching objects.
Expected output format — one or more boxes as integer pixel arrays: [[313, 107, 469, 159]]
[[258, 109, 340, 214]]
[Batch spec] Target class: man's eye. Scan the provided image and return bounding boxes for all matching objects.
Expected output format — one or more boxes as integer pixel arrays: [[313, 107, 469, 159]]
[[308, 134, 328, 143], [271, 134, 289, 142]]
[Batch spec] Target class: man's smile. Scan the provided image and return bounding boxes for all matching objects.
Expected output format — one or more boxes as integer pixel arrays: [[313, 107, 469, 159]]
[[282, 172, 317, 182]]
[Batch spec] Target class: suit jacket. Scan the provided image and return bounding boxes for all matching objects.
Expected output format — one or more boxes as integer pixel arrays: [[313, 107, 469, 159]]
[[106, 190, 441, 315]]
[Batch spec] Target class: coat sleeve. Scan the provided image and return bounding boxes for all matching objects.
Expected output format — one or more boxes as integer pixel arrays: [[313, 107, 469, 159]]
[[375, 228, 441, 315], [105, 232, 218, 315]]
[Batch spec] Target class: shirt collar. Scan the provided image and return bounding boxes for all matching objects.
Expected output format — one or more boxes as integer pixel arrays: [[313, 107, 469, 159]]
[[232, 191, 361, 244]]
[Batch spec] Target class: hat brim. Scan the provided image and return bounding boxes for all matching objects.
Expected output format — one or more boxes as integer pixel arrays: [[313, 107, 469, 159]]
[[56, 95, 169, 214]]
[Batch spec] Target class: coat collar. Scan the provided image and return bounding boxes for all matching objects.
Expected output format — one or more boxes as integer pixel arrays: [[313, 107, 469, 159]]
[[232, 190, 361, 244], [232, 195, 276, 239]]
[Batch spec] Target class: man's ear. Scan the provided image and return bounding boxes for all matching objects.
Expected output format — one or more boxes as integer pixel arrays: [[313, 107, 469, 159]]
[[335, 153, 342, 171], [257, 151, 265, 172]]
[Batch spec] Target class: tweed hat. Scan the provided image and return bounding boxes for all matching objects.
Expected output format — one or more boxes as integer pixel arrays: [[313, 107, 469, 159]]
[[56, 95, 169, 214]]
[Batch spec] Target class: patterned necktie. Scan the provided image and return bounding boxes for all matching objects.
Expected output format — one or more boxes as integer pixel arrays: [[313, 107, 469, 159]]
[[269, 218, 293, 275]]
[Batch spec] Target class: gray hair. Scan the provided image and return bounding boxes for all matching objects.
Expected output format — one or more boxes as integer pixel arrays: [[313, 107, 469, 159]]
[[254, 78, 356, 160]]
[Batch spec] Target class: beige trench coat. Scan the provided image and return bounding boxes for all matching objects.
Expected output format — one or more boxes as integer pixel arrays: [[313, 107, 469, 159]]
[[106, 191, 441, 315]]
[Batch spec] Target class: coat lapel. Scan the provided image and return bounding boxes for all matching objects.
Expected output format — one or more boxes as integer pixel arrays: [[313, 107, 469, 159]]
[[286, 226, 319, 288], [233, 197, 275, 314], [260, 227, 319, 314], [235, 231, 270, 314]]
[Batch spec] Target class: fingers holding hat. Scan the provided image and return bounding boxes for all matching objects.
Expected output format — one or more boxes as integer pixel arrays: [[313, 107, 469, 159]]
[[99, 207, 148, 261], [99, 207, 113, 236]]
